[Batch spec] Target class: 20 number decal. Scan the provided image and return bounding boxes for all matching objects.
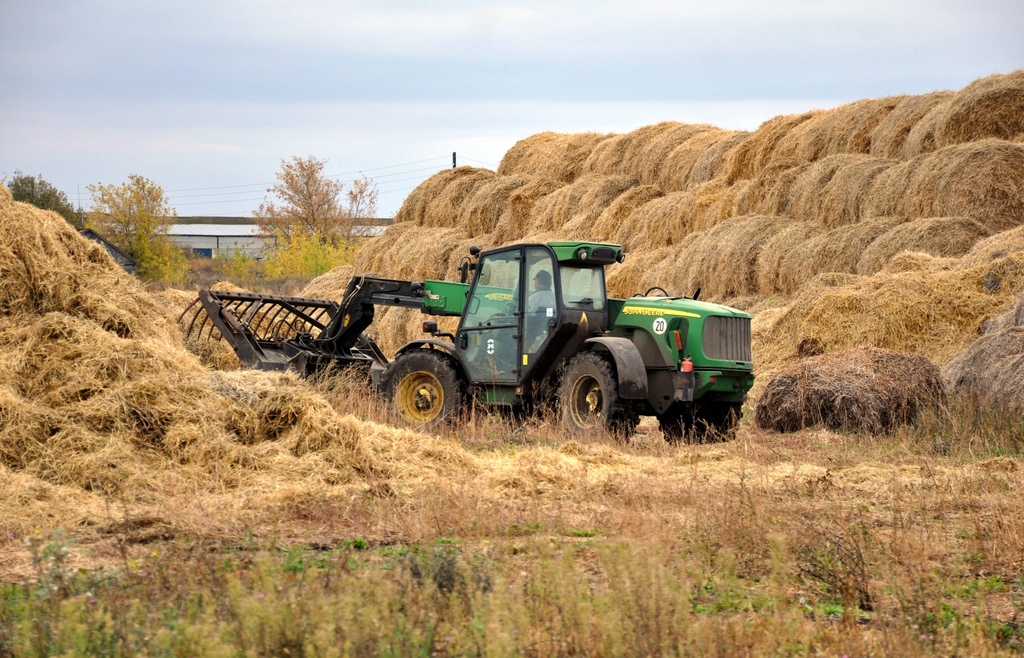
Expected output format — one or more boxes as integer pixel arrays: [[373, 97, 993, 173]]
[[653, 317, 667, 335]]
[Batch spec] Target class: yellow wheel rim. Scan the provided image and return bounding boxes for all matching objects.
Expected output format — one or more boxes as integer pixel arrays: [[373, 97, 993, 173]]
[[569, 374, 603, 427], [395, 370, 445, 423]]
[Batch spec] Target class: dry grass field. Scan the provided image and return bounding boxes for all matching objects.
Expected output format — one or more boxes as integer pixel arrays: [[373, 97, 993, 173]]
[[3, 71, 1024, 655]]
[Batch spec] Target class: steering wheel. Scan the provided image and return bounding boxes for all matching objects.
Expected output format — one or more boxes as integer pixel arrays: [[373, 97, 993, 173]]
[[504, 301, 518, 316], [644, 286, 669, 297]]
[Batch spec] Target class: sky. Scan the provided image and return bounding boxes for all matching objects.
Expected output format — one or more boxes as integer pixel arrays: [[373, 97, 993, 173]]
[[2, 0, 1022, 219]]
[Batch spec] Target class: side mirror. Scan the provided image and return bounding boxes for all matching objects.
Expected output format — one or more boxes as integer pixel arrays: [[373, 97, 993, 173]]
[[469, 245, 481, 257]]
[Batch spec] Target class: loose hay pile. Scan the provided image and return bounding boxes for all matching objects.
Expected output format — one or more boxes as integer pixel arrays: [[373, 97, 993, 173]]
[[0, 189, 382, 531], [753, 348, 945, 434]]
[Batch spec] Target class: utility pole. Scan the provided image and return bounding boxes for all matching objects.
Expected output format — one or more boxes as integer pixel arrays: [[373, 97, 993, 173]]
[[452, 152, 457, 168]]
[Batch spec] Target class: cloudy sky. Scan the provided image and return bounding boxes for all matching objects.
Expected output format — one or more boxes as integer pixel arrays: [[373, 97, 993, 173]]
[[2, 0, 1021, 218]]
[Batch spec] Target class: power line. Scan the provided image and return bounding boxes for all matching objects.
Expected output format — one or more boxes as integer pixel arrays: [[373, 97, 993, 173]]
[[164, 155, 452, 193]]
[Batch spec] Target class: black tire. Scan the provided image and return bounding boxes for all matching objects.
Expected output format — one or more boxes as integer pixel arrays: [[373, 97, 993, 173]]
[[659, 401, 742, 444], [561, 352, 638, 437], [382, 350, 464, 428]]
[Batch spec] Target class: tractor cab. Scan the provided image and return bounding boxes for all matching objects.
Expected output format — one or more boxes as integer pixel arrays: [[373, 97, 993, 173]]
[[455, 242, 623, 399]]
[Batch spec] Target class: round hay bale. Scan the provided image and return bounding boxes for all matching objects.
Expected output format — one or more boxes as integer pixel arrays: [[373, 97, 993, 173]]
[[753, 347, 945, 434], [590, 184, 664, 246], [754, 221, 826, 294], [631, 123, 718, 188], [659, 128, 748, 192], [736, 158, 809, 217], [758, 252, 1024, 376], [962, 225, 1024, 267], [676, 215, 793, 301], [724, 111, 821, 182], [777, 218, 900, 294], [857, 217, 991, 275], [773, 97, 904, 162], [681, 131, 751, 189], [900, 101, 950, 158], [869, 91, 955, 158], [491, 178, 562, 243], [903, 140, 1024, 233], [526, 175, 638, 235], [942, 326, 1024, 409], [462, 175, 531, 236], [935, 70, 1024, 147], [812, 156, 896, 227], [622, 190, 702, 251], [392, 167, 495, 227], [784, 154, 880, 224], [497, 132, 610, 183], [581, 122, 695, 181], [861, 158, 924, 219]]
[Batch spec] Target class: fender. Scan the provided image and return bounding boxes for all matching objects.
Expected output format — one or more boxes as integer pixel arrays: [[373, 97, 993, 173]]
[[394, 338, 458, 358], [584, 336, 648, 399], [374, 339, 463, 390]]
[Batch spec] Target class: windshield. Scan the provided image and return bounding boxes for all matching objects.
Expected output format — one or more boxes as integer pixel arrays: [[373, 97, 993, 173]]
[[559, 265, 605, 311]]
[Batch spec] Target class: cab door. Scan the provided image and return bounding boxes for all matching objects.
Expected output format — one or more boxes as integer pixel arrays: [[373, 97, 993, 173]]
[[457, 247, 523, 383]]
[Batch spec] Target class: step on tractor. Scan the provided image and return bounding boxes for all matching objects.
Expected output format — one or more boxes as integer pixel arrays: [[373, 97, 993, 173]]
[[187, 241, 755, 442]]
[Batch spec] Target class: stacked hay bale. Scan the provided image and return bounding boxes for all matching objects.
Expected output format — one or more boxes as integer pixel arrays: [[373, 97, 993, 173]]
[[325, 71, 1024, 396]]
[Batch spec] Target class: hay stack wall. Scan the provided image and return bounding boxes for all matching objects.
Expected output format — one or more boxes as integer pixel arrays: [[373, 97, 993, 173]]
[[337, 71, 1024, 378]]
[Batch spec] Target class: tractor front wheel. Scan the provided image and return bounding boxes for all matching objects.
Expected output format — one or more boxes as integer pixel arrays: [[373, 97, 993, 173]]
[[561, 352, 637, 437], [383, 350, 464, 428]]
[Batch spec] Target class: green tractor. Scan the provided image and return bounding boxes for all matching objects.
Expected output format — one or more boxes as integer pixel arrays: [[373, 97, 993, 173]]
[[190, 241, 754, 441]]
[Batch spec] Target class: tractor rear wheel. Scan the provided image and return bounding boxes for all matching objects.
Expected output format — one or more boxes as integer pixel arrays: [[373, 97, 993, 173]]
[[561, 352, 638, 437], [383, 350, 464, 427]]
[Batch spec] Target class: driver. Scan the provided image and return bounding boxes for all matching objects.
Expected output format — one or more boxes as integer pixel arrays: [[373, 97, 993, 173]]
[[528, 269, 556, 315]]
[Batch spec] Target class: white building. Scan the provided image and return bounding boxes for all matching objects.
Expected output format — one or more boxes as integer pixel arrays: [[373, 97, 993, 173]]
[[167, 218, 390, 258]]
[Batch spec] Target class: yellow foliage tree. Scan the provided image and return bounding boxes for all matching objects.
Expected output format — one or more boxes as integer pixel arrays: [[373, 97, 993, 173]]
[[87, 174, 187, 282]]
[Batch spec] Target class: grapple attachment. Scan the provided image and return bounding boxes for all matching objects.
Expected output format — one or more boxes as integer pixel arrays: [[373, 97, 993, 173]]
[[182, 289, 386, 375]]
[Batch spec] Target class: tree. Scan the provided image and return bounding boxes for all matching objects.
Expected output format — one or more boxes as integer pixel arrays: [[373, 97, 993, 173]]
[[254, 155, 378, 246], [87, 174, 186, 282], [8, 171, 82, 227]]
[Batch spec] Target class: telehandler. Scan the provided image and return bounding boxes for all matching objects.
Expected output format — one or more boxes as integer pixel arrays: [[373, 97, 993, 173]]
[[188, 241, 754, 441]]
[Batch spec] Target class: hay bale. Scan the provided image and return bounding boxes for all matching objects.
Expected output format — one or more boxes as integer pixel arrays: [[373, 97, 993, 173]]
[[754, 252, 1024, 378], [754, 222, 826, 294], [676, 215, 794, 300], [724, 111, 821, 182], [491, 178, 563, 243], [526, 175, 638, 235], [962, 225, 1024, 267], [460, 175, 531, 236], [393, 167, 495, 227], [900, 101, 950, 158], [773, 97, 904, 162], [581, 122, 699, 181], [736, 158, 809, 217], [590, 185, 664, 247], [943, 326, 1024, 408], [497, 132, 610, 183], [619, 190, 702, 252], [869, 91, 955, 158], [902, 140, 1024, 233], [754, 347, 945, 434], [935, 70, 1024, 147], [857, 217, 991, 275], [777, 218, 900, 294], [658, 128, 747, 192], [811, 156, 896, 227], [678, 131, 750, 190], [784, 154, 886, 225]]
